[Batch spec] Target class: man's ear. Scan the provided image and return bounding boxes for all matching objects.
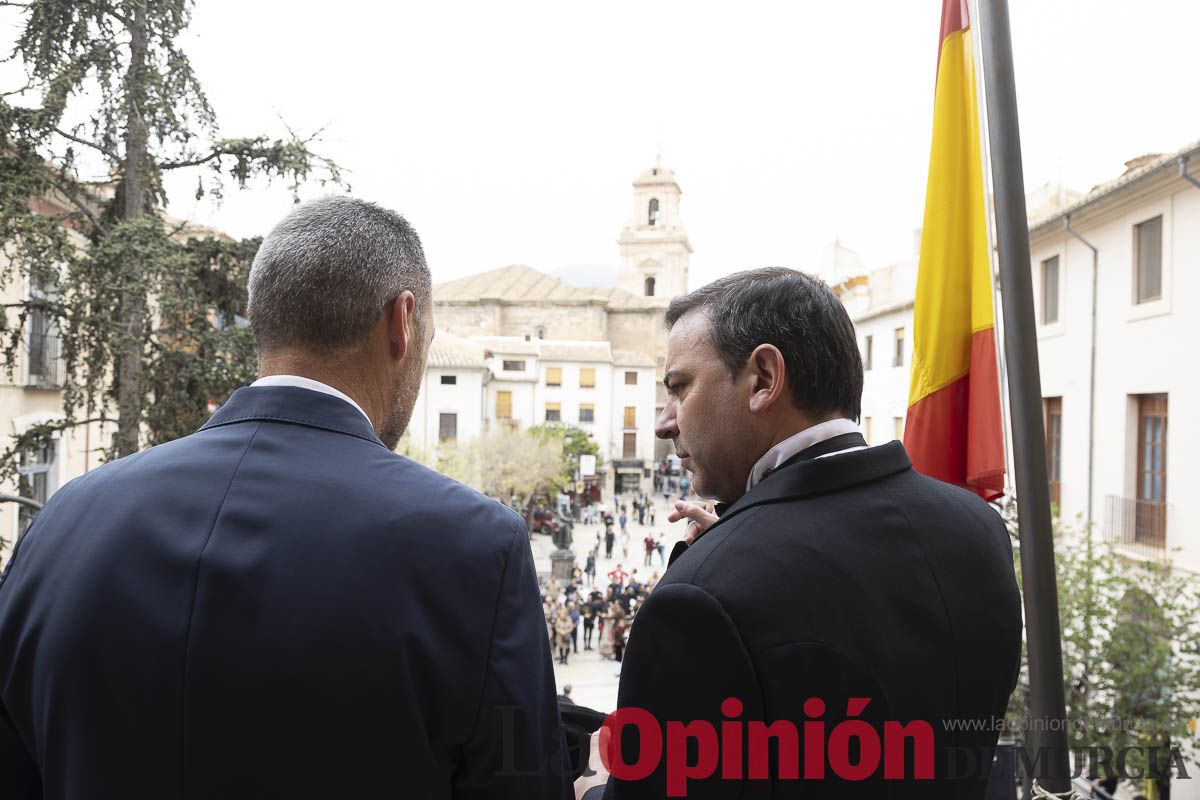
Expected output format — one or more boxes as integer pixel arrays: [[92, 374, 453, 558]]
[[387, 290, 417, 362], [746, 343, 788, 415]]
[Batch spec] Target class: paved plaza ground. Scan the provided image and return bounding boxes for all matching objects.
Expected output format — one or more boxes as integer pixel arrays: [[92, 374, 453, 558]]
[[529, 491, 690, 713]]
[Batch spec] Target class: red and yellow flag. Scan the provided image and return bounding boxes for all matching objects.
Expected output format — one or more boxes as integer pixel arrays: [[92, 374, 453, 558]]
[[903, 0, 1006, 501]]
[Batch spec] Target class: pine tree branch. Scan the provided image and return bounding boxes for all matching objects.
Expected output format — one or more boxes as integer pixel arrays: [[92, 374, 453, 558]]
[[44, 175, 107, 235], [52, 127, 120, 161], [158, 150, 221, 170]]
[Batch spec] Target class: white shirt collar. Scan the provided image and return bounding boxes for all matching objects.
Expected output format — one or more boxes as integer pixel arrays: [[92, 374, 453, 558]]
[[746, 418, 866, 491], [250, 375, 372, 425]]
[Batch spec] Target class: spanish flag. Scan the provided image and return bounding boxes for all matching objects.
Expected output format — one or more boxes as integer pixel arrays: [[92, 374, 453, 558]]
[[903, 0, 1006, 501]]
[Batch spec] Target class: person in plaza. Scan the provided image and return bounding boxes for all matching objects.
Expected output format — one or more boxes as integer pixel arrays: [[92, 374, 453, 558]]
[[608, 606, 628, 664], [606, 563, 628, 590], [603, 520, 615, 559], [642, 532, 655, 566], [584, 550, 596, 584], [553, 609, 575, 666], [576, 268, 1021, 799], [581, 592, 600, 651], [618, 506, 627, 537], [0, 197, 571, 799], [619, 528, 630, 560], [653, 532, 666, 565], [567, 601, 581, 655]]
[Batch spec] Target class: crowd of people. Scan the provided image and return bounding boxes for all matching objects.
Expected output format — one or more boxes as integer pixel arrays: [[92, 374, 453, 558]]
[[579, 495, 670, 567], [540, 563, 660, 667]]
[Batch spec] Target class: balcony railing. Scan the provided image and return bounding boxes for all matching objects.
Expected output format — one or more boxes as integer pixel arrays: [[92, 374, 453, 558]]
[[27, 332, 63, 388], [1104, 494, 1170, 560]]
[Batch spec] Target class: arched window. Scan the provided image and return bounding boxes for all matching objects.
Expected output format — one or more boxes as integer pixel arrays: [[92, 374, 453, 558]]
[[648, 198, 660, 226], [644, 276, 656, 296], [536, 326, 546, 339]]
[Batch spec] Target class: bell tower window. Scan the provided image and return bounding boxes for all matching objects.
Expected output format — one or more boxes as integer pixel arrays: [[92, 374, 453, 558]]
[[648, 198, 660, 226], [644, 276, 656, 296]]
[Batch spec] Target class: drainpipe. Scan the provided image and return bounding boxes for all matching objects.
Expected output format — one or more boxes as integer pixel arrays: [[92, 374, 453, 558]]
[[1180, 156, 1200, 191], [1062, 215, 1098, 533]]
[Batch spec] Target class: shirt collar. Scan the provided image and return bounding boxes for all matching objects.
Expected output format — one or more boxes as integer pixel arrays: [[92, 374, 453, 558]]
[[746, 418, 864, 491], [251, 375, 372, 425]]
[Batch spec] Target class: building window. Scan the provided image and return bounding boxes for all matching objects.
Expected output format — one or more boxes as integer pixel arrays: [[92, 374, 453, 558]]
[[17, 441, 55, 533], [1041, 256, 1060, 324], [644, 276, 656, 296], [545, 402, 561, 423], [864, 335, 873, 370], [625, 371, 637, 385], [440, 374, 457, 385], [1134, 215, 1163, 304], [438, 413, 458, 442], [502, 359, 525, 372], [892, 328, 905, 367], [546, 367, 562, 387], [536, 326, 546, 339], [579, 403, 594, 423], [624, 406, 636, 428], [864, 417, 873, 444], [1134, 393, 1167, 546], [495, 390, 512, 419], [1044, 397, 1062, 508], [623, 432, 637, 458], [27, 276, 60, 387], [648, 198, 660, 226], [893, 416, 904, 441], [579, 368, 596, 388]]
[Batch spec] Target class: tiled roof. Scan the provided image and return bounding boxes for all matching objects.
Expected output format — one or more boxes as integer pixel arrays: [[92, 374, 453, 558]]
[[540, 341, 613, 363], [472, 335, 541, 356], [434, 264, 659, 309], [1029, 138, 1200, 232], [612, 349, 656, 367], [428, 330, 487, 368]]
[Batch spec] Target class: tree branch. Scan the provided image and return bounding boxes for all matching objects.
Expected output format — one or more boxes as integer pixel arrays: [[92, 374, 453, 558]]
[[53, 126, 120, 161], [159, 150, 221, 171], [45, 175, 108, 235]]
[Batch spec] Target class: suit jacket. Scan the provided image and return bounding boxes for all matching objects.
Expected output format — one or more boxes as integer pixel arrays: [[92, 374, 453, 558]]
[[604, 432, 1022, 799], [0, 386, 571, 800]]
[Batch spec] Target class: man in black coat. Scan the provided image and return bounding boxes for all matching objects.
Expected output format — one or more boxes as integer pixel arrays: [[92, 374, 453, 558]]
[[0, 197, 570, 800], [578, 268, 1021, 799]]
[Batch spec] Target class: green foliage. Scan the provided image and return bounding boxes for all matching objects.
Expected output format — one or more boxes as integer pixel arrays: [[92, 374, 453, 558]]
[[1006, 507, 1200, 777], [0, 0, 342, 478], [526, 424, 602, 489]]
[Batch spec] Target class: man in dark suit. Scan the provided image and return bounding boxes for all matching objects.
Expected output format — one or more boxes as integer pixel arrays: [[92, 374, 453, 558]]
[[578, 268, 1021, 799], [0, 197, 571, 799]]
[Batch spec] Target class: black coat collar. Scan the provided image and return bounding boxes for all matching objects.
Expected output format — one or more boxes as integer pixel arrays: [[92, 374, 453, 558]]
[[668, 434, 911, 566], [200, 385, 385, 447]]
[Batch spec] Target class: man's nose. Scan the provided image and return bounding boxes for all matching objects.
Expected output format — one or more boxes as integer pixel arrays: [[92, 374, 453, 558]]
[[655, 404, 677, 440]]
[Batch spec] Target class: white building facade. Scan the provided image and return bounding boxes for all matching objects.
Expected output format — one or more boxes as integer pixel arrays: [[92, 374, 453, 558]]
[[406, 332, 659, 494], [842, 142, 1200, 573], [1028, 145, 1200, 571]]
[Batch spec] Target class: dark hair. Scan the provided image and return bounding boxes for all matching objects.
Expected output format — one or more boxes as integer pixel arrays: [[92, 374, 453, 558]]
[[665, 267, 863, 421]]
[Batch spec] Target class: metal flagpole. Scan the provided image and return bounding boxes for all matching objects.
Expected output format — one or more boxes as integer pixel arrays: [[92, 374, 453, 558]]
[[975, 0, 1071, 792], [967, 0, 1015, 500]]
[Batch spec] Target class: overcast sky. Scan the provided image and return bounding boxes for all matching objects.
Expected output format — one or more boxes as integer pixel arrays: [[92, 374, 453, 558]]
[[8, 1, 1200, 290]]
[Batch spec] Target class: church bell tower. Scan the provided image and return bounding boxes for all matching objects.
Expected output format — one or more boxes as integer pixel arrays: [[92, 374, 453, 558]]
[[617, 156, 692, 301]]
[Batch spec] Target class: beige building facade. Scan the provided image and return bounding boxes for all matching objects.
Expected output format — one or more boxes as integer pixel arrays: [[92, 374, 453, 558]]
[[432, 161, 693, 466]]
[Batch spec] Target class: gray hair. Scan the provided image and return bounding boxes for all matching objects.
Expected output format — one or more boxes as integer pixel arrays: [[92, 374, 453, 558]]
[[248, 196, 431, 353]]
